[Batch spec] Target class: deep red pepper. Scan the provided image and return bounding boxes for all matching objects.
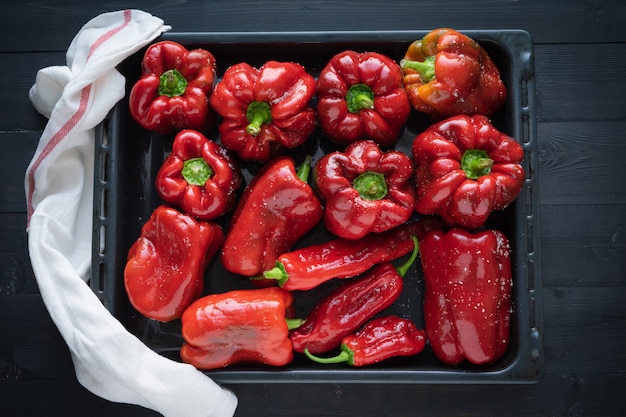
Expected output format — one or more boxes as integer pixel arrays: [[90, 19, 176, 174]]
[[221, 155, 323, 285], [304, 316, 426, 366], [155, 129, 242, 220], [314, 139, 415, 240], [316, 50, 411, 146], [400, 28, 506, 120], [412, 114, 525, 229], [209, 61, 317, 162], [290, 236, 418, 354], [180, 287, 302, 369], [262, 217, 441, 291], [419, 228, 512, 365], [123, 205, 224, 322], [129, 41, 217, 134]]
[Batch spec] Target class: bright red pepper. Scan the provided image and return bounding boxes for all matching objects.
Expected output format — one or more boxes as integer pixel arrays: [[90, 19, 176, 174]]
[[412, 114, 525, 229], [209, 61, 317, 162], [221, 155, 323, 285], [290, 236, 418, 354], [419, 228, 512, 365], [314, 139, 415, 240], [304, 316, 426, 366], [262, 217, 441, 291], [400, 28, 506, 120], [155, 129, 242, 220], [180, 287, 302, 369], [129, 41, 217, 134], [123, 205, 224, 322], [316, 50, 411, 146]]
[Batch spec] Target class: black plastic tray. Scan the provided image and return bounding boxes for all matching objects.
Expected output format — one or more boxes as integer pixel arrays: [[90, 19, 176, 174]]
[[92, 30, 543, 383]]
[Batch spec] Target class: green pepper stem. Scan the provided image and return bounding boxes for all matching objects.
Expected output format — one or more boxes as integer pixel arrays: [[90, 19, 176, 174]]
[[395, 236, 419, 277], [400, 55, 436, 83], [461, 149, 494, 180], [297, 155, 313, 182], [286, 318, 305, 330], [304, 347, 353, 365], [346, 83, 375, 113], [181, 157, 213, 186], [262, 262, 289, 287], [353, 171, 388, 201], [158, 69, 188, 97], [246, 101, 272, 136]]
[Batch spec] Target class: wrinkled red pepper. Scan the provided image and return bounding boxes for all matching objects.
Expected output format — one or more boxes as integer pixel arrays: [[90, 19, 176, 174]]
[[290, 236, 418, 354], [221, 155, 323, 285], [412, 114, 525, 229], [314, 139, 415, 240], [180, 287, 302, 369], [129, 41, 217, 134], [316, 50, 411, 146], [420, 228, 512, 365], [155, 129, 242, 220], [262, 217, 441, 291], [304, 316, 426, 366], [400, 28, 506, 120], [209, 61, 317, 162], [124, 205, 224, 322]]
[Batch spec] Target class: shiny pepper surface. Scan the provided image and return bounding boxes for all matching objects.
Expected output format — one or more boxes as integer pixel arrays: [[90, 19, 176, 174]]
[[316, 50, 411, 146], [124, 205, 224, 322], [400, 28, 506, 120], [209, 61, 317, 162], [412, 114, 525, 230], [419, 228, 512, 365], [129, 41, 217, 134], [155, 129, 242, 220]]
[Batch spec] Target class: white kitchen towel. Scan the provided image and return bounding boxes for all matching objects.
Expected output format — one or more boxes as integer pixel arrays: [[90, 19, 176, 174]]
[[25, 9, 238, 417]]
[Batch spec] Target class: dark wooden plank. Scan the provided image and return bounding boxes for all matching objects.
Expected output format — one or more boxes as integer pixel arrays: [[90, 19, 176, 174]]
[[0, 132, 40, 213], [0, 214, 36, 295]]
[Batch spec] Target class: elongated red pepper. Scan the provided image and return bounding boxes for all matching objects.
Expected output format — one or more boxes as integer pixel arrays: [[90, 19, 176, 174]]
[[209, 61, 317, 162], [412, 114, 525, 229], [262, 217, 441, 291], [420, 228, 512, 365], [314, 139, 415, 240], [316, 50, 411, 146], [304, 316, 426, 366], [290, 236, 418, 354], [180, 287, 302, 369], [124, 205, 224, 322], [155, 129, 242, 220], [129, 41, 217, 134], [400, 28, 506, 120], [221, 155, 323, 286]]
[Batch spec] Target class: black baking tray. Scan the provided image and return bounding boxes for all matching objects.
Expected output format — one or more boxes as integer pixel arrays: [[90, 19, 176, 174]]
[[92, 30, 543, 383]]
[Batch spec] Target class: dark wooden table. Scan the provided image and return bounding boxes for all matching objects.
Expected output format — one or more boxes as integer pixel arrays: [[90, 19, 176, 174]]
[[1, 1, 625, 416]]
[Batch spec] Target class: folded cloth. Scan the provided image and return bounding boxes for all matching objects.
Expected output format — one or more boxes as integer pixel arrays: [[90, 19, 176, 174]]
[[25, 10, 238, 417]]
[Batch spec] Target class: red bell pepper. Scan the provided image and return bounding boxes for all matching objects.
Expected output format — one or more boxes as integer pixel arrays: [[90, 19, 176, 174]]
[[316, 50, 411, 146], [129, 41, 217, 134], [262, 217, 441, 291], [412, 114, 525, 229], [314, 139, 415, 239], [209, 61, 317, 162], [155, 129, 242, 221], [123, 205, 224, 322], [221, 155, 323, 285], [290, 236, 418, 354], [400, 28, 506, 120], [180, 287, 302, 369], [419, 228, 512, 365], [304, 316, 426, 366]]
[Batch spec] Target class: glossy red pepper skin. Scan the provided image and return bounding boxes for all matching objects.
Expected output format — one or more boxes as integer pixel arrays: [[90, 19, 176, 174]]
[[400, 28, 506, 120], [304, 316, 426, 366], [412, 114, 525, 230], [129, 41, 217, 134], [180, 287, 296, 369], [263, 217, 441, 291], [155, 130, 242, 220], [314, 140, 415, 240], [316, 50, 411, 147], [124, 205, 224, 322], [221, 156, 323, 285], [209, 61, 317, 162], [420, 228, 512, 365]]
